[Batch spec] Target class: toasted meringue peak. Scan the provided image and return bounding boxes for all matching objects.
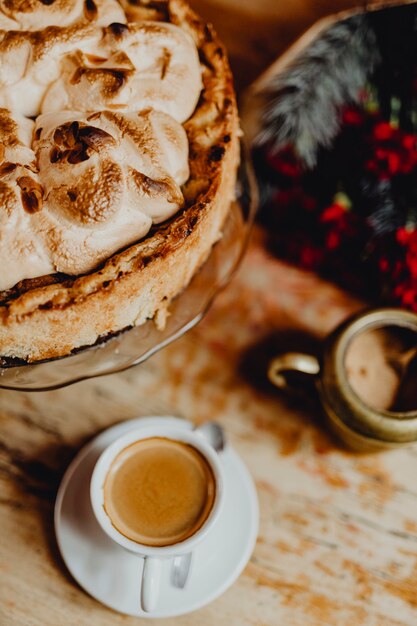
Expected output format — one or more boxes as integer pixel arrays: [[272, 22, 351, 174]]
[[0, 25, 102, 117], [0, 108, 189, 287], [0, 3, 203, 290], [0, 0, 125, 30], [42, 21, 202, 123], [0, 20, 201, 120], [0, 107, 35, 166], [0, 109, 53, 290], [117, 0, 169, 23]]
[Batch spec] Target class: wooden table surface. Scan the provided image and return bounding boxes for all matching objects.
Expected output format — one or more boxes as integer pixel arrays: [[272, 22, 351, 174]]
[[3, 2, 417, 625]]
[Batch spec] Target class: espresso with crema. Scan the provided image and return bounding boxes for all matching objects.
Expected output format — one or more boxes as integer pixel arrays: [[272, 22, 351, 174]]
[[103, 437, 216, 547]]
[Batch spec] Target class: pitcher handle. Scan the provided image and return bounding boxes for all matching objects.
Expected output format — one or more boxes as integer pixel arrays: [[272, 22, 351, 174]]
[[268, 352, 320, 393]]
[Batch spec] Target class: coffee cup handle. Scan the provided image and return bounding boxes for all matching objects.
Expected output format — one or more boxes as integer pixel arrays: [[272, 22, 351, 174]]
[[141, 553, 192, 613], [141, 556, 161, 613], [268, 352, 320, 394]]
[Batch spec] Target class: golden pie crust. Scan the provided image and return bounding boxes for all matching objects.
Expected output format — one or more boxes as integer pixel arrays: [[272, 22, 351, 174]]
[[0, 0, 239, 364]]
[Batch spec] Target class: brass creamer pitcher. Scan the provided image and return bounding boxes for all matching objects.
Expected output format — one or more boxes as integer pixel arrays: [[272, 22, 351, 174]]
[[268, 308, 417, 451]]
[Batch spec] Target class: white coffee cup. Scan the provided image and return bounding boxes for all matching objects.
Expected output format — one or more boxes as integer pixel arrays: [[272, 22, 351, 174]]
[[90, 422, 224, 613]]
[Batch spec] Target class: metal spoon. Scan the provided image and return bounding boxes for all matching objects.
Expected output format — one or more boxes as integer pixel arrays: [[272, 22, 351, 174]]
[[194, 421, 225, 453], [387, 344, 417, 379], [171, 553, 192, 589]]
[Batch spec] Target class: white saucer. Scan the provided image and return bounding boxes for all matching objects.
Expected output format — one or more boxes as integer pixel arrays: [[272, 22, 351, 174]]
[[55, 417, 259, 618]]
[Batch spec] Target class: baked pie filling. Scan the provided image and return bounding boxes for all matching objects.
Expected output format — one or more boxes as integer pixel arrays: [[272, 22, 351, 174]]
[[0, 0, 239, 363]]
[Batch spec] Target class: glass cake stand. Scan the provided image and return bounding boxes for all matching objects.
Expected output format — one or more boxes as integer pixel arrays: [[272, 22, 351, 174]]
[[0, 149, 257, 391]]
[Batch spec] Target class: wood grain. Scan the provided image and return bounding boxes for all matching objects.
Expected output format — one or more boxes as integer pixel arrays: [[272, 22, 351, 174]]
[[2, 1, 417, 624], [2, 229, 417, 625]]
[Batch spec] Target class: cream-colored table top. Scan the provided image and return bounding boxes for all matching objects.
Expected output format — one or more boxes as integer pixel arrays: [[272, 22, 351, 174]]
[[2, 2, 417, 625], [2, 228, 417, 625]]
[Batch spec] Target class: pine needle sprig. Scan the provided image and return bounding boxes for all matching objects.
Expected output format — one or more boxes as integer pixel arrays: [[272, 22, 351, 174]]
[[255, 14, 380, 168]]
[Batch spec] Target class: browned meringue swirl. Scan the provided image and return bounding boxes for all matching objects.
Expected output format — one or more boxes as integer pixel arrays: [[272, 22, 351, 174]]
[[42, 21, 202, 123], [0, 0, 125, 30], [49, 120, 117, 165], [0, 18, 202, 119], [0, 107, 191, 288], [0, 3, 203, 291], [0, 109, 52, 288]]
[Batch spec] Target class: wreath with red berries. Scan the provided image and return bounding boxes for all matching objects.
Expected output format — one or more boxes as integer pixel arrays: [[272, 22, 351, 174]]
[[253, 3, 417, 310]]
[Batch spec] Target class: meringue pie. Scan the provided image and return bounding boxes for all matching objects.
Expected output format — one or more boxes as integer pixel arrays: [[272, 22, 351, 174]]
[[0, 0, 239, 363]]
